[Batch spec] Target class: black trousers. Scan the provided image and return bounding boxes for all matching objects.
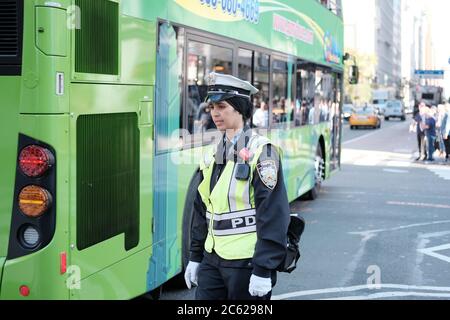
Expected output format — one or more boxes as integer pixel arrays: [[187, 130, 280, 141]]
[[195, 258, 275, 301], [445, 137, 450, 159]]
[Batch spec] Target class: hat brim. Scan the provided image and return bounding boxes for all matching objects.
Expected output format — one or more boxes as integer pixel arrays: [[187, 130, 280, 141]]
[[206, 92, 238, 104], [206, 91, 251, 104]]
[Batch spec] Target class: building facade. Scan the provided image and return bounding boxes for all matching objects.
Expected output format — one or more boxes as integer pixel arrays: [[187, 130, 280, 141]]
[[343, 0, 402, 95]]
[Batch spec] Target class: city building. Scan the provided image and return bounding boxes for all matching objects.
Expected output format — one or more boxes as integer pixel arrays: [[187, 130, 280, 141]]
[[343, 0, 402, 98]]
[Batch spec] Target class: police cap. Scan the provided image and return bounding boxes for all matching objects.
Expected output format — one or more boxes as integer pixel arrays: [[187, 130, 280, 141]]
[[205, 72, 259, 104]]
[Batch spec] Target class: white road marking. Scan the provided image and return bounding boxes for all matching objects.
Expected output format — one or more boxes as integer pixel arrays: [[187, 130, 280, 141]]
[[387, 201, 450, 210], [343, 122, 407, 146], [272, 284, 450, 300], [321, 191, 367, 195], [383, 169, 409, 173], [418, 243, 450, 264], [419, 231, 450, 239], [343, 130, 384, 146], [348, 220, 450, 236], [323, 291, 450, 300], [428, 167, 450, 180], [386, 161, 411, 168], [341, 149, 414, 168]]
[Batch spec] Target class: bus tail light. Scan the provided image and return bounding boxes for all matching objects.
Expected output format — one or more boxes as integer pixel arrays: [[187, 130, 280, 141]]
[[20, 225, 41, 248], [19, 145, 54, 178], [18, 185, 52, 218], [19, 285, 30, 297], [8, 135, 57, 260]]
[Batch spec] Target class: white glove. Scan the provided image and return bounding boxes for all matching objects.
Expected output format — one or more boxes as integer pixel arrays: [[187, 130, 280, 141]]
[[248, 274, 272, 297], [184, 261, 200, 289]]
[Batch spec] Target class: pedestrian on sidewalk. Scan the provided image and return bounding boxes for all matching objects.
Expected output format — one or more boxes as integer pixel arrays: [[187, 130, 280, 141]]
[[424, 107, 437, 162], [414, 102, 429, 161], [436, 105, 446, 157], [442, 103, 450, 162]]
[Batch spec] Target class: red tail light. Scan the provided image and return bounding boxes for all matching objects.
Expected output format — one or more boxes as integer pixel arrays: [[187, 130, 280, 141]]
[[19, 145, 54, 178], [19, 285, 30, 297]]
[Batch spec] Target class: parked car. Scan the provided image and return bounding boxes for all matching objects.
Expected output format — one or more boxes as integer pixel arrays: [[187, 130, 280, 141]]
[[342, 104, 356, 121], [384, 100, 406, 121], [349, 106, 381, 130]]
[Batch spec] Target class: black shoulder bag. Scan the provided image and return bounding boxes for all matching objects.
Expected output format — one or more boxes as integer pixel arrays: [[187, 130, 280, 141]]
[[278, 214, 306, 274]]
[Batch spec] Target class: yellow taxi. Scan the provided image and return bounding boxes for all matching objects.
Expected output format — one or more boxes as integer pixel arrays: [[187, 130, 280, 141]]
[[349, 106, 381, 130]]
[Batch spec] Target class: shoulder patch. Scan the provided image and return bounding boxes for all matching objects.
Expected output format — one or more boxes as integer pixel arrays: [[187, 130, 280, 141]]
[[256, 160, 278, 190]]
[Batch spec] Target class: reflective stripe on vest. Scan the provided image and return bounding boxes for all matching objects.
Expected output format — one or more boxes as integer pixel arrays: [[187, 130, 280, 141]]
[[206, 209, 256, 236], [198, 133, 274, 260]]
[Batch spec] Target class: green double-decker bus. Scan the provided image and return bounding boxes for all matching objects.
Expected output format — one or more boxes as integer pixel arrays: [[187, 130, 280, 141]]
[[0, 0, 344, 299]]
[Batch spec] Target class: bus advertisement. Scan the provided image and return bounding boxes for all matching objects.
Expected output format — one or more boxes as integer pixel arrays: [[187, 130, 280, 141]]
[[0, 0, 344, 299]]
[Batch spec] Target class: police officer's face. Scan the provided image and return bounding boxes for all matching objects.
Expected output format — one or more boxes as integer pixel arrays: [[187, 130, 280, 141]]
[[210, 101, 244, 131]]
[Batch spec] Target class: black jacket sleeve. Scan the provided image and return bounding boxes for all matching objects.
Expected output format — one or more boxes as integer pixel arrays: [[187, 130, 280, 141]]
[[252, 145, 290, 278], [189, 171, 208, 263]]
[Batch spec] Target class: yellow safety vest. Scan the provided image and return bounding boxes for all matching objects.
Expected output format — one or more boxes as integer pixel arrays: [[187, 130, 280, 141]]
[[198, 133, 275, 260]]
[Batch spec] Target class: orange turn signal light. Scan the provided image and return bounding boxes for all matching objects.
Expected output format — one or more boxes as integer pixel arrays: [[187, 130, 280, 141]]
[[18, 186, 52, 218]]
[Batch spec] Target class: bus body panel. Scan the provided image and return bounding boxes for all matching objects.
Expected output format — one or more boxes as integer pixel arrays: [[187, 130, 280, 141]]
[[1, 115, 70, 300], [71, 247, 152, 300], [122, 0, 344, 72], [0, 78, 21, 259], [68, 83, 154, 283], [20, 0, 71, 115]]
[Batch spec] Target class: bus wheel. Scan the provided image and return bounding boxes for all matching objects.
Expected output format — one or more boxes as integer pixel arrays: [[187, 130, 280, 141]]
[[172, 169, 202, 287], [304, 145, 325, 201], [148, 286, 163, 300]]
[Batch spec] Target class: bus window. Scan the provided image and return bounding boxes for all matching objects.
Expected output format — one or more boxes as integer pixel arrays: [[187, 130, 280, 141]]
[[271, 59, 287, 126], [252, 52, 270, 128], [186, 41, 233, 135], [238, 48, 252, 82], [331, 73, 342, 170], [296, 63, 315, 126], [272, 59, 289, 127], [315, 70, 334, 124]]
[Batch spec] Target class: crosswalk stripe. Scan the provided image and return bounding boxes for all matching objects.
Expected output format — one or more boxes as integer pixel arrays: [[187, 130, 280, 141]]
[[428, 167, 450, 181]]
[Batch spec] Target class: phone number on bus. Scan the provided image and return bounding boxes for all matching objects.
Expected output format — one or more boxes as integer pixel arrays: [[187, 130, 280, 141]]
[[199, 0, 260, 24]]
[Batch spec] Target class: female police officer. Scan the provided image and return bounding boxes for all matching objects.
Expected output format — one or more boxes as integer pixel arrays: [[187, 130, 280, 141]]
[[184, 73, 290, 300]]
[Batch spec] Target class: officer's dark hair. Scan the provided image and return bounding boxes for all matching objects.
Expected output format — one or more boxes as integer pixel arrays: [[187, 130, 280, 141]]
[[227, 97, 254, 122]]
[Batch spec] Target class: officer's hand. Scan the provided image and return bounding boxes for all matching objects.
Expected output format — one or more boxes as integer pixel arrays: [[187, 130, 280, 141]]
[[248, 274, 272, 297], [184, 261, 201, 289]]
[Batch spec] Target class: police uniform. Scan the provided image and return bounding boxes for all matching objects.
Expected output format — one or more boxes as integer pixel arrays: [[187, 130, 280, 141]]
[[185, 73, 291, 300]]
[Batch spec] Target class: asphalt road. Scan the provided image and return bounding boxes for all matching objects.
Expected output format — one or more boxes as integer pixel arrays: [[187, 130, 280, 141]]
[[161, 116, 450, 300]]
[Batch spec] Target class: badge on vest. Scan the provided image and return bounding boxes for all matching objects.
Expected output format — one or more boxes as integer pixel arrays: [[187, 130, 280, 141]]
[[256, 160, 278, 190]]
